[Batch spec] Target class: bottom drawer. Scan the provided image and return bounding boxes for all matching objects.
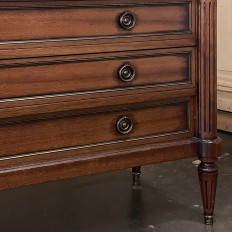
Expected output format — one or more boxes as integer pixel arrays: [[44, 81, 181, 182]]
[[0, 101, 190, 158]]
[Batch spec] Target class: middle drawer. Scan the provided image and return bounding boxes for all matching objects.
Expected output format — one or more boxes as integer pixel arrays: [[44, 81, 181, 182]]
[[0, 48, 194, 99]]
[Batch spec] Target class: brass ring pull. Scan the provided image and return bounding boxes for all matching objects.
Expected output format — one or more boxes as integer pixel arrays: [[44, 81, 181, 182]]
[[119, 12, 136, 30], [117, 116, 133, 134], [118, 64, 135, 82]]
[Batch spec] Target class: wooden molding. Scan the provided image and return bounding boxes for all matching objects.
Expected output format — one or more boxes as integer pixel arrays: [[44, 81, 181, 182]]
[[217, 90, 232, 112], [198, 137, 222, 162], [217, 71, 232, 90], [217, 71, 232, 112], [217, 110, 232, 132]]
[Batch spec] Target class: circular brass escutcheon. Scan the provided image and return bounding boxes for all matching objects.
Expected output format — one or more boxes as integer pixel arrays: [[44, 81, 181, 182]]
[[119, 12, 136, 30], [116, 116, 133, 134], [118, 64, 135, 82]]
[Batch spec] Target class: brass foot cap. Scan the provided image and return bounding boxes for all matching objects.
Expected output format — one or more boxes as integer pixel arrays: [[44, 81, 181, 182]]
[[132, 172, 141, 190], [204, 215, 214, 225]]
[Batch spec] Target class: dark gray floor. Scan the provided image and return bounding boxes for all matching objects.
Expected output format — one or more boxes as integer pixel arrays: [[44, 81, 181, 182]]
[[0, 131, 231, 232]]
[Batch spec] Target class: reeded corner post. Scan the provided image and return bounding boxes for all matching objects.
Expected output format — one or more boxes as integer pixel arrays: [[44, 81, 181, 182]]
[[197, 0, 222, 225]]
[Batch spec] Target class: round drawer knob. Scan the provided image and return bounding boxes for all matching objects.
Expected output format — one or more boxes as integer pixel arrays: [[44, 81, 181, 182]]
[[117, 116, 133, 134], [118, 64, 135, 82], [119, 12, 136, 30]]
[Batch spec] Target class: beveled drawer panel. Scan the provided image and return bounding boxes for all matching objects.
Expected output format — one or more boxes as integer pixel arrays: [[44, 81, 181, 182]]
[[0, 49, 192, 99], [0, 102, 189, 158], [0, 3, 190, 42]]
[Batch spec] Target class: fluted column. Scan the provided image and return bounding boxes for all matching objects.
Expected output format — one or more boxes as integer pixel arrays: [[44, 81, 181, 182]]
[[198, 0, 217, 140], [197, 0, 221, 225]]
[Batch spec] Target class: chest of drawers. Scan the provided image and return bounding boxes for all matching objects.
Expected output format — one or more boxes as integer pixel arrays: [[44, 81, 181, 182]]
[[0, 0, 222, 225]]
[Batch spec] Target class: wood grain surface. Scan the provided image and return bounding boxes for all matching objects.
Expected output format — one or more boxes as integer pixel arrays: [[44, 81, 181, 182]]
[[0, 50, 192, 98], [0, 138, 198, 190], [0, 101, 189, 158], [0, 1, 222, 225], [0, 3, 190, 41]]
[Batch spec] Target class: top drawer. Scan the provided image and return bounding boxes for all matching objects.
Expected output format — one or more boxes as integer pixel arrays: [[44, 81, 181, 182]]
[[0, 3, 191, 42]]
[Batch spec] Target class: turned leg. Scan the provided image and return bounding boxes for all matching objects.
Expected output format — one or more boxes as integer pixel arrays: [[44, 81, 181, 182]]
[[132, 166, 141, 190], [198, 162, 218, 225]]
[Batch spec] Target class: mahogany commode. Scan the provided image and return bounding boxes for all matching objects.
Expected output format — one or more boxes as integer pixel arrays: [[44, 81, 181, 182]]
[[0, 0, 222, 225]]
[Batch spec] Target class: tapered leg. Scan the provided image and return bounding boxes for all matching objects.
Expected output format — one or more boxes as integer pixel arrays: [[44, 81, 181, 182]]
[[198, 162, 218, 225], [132, 166, 141, 190]]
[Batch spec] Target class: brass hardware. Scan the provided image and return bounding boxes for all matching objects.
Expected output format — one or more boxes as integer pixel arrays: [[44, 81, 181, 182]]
[[118, 64, 135, 82], [132, 167, 142, 190], [117, 116, 133, 134], [204, 215, 214, 225], [119, 12, 136, 30]]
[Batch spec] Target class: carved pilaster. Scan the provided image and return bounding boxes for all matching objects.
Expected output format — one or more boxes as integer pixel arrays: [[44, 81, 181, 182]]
[[198, 0, 217, 140]]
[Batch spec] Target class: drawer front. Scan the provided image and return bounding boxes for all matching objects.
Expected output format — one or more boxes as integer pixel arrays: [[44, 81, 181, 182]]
[[0, 3, 191, 42], [0, 101, 189, 157], [0, 49, 192, 99]]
